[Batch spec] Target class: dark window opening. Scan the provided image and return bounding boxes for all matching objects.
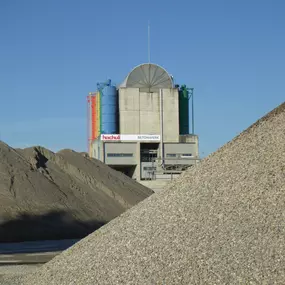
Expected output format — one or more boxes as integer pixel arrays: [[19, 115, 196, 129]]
[[143, 167, 157, 171], [140, 143, 159, 163], [166, 153, 176, 157], [107, 153, 133, 157]]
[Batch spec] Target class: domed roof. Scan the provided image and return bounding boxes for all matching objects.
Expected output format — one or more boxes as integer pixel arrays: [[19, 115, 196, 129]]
[[120, 63, 173, 91]]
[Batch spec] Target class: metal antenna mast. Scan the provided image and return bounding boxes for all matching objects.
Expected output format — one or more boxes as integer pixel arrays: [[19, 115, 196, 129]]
[[148, 21, 151, 63]]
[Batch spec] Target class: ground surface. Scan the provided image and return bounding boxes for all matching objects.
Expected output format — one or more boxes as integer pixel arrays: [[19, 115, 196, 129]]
[[3, 102, 285, 285], [0, 239, 77, 277]]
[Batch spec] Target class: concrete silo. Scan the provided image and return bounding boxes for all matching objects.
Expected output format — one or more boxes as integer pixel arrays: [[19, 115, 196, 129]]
[[88, 63, 199, 191]]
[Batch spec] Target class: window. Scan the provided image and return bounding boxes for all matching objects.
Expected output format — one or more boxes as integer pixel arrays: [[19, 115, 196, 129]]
[[143, 167, 157, 171], [181, 153, 193, 158], [166, 153, 176, 157], [107, 153, 133, 157]]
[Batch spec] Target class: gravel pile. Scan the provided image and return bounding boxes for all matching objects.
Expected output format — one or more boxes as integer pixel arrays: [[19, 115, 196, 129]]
[[0, 144, 153, 242], [3, 102, 285, 284], [0, 264, 40, 277]]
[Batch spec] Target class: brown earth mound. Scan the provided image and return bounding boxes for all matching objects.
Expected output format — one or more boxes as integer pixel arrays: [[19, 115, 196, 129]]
[[0, 143, 153, 242], [6, 102, 285, 285]]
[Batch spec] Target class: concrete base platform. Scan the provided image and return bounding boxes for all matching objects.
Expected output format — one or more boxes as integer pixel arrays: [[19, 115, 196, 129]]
[[139, 180, 171, 193]]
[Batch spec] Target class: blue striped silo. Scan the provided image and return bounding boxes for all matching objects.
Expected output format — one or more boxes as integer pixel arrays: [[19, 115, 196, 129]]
[[101, 84, 117, 134]]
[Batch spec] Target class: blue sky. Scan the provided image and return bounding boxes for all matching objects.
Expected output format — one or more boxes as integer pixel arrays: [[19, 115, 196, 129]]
[[0, 0, 284, 156]]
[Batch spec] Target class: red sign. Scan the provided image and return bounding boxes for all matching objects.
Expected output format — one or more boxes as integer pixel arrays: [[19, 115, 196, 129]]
[[101, 134, 121, 141]]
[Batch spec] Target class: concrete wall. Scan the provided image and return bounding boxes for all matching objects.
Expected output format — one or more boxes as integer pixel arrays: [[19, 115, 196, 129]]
[[91, 139, 104, 161], [164, 143, 199, 165], [179, 134, 199, 144], [139, 91, 160, 134], [118, 88, 140, 134], [118, 88, 179, 142], [91, 138, 199, 167], [161, 89, 179, 142], [164, 143, 198, 157], [104, 142, 137, 165]]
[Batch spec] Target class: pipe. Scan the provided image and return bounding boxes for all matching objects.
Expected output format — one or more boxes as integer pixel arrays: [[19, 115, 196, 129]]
[[87, 95, 90, 155], [159, 89, 164, 167], [88, 94, 93, 156], [191, 88, 194, 135], [98, 91, 101, 161], [98, 138, 100, 161]]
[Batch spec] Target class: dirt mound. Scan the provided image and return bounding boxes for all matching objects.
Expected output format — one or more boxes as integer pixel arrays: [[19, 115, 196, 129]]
[[8, 102, 285, 285], [0, 143, 153, 242]]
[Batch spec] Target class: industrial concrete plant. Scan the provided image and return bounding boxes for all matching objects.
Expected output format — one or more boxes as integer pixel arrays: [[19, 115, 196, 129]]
[[87, 63, 199, 188]]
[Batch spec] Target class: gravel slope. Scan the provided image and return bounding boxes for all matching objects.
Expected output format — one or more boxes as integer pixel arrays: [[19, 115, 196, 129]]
[[0, 144, 153, 242], [3, 102, 285, 284]]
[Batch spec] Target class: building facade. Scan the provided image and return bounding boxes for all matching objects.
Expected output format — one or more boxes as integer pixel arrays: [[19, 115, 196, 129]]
[[88, 63, 199, 183]]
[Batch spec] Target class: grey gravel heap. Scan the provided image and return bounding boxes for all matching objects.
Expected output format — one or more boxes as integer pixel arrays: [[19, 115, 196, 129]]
[[0, 144, 153, 242], [7, 102, 285, 284]]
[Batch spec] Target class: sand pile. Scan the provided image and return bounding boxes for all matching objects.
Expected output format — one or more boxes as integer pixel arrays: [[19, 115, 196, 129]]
[[3, 102, 285, 285], [0, 143, 153, 242]]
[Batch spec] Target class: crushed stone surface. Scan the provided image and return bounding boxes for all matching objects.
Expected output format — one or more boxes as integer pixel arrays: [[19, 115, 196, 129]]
[[0, 264, 41, 276], [2, 102, 285, 284]]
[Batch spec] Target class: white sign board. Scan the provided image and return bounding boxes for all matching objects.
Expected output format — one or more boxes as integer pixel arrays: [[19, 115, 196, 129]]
[[101, 134, 160, 142]]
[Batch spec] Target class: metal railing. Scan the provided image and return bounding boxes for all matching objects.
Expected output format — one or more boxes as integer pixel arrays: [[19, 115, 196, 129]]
[[142, 156, 201, 181]]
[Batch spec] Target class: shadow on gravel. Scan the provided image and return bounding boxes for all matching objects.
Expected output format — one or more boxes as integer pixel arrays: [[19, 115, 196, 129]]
[[0, 210, 106, 243]]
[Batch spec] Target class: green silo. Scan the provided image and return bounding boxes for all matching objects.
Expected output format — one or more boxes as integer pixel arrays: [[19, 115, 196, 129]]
[[179, 85, 189, 134]]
